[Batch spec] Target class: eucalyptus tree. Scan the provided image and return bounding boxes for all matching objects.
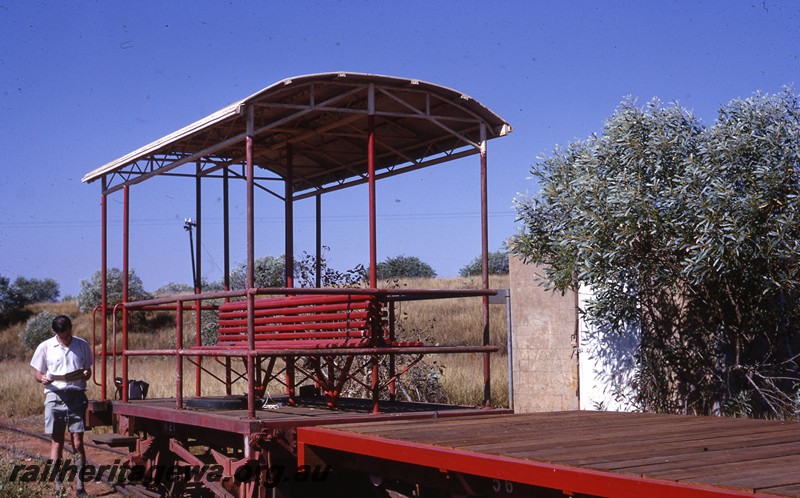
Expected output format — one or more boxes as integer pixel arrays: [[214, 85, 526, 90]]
[[513, 89, 800, 418]]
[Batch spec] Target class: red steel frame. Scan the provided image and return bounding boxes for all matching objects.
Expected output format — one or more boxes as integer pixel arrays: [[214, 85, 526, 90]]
[[105, 287, 498, 418], [84, 74, 513, 497], [297, 427, 782, 498], [90, 75, 509, 416]]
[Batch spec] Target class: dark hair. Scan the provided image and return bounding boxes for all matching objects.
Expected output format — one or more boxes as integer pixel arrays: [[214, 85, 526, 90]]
[[52, 315, 72, 334]]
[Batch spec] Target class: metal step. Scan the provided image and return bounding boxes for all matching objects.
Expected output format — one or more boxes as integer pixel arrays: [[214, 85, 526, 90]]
[[89, 433, 138, 449]]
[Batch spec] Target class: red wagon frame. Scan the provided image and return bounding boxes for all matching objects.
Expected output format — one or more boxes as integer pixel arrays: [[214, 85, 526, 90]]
[[81, 72, 512, 497]]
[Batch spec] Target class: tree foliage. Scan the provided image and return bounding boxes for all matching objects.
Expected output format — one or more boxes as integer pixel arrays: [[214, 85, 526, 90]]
[[77, 268, 151, 314], [295, 247, 366, 288], [513, 89, 800, 418], [20, 311, 57, 351], [0, 275, 60, 326], [229, 255, 287, 289], [8, 277, 59, 305], [376, 255, 437, 280], [459, 250, 510, 277]]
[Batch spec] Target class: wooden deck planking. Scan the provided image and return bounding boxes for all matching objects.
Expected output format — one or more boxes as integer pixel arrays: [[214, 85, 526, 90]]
[[304, 410, 800, 497], [580, 432, 800, 470], [504, 425, 800, 464], [107, 395, 506, 434]]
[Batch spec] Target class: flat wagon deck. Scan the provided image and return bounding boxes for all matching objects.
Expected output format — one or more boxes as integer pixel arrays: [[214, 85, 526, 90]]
[[298, 410, 800, 498], [98, 395, 508, 435]]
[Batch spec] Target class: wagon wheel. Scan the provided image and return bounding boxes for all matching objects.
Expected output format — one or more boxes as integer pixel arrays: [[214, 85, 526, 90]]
[[132, 435, 186, 496]]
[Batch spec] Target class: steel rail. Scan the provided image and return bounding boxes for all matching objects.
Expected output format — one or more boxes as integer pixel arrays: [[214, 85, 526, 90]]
[[0, 422, 158, 497]]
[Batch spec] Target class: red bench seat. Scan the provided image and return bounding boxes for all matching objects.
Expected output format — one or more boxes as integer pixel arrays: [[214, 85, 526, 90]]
[[212, 294, 417, 348], [195, 292, 488, 412]]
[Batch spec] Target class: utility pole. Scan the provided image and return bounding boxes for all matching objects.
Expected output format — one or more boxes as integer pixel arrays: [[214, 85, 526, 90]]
[[184, 218, 198, 291]]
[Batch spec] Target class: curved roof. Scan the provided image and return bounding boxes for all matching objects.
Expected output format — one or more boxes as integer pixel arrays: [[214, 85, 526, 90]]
[[83, 72, 512, 196]]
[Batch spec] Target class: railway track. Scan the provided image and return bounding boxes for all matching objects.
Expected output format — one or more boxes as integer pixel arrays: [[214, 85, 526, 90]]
[[0, 422, 160, 498]]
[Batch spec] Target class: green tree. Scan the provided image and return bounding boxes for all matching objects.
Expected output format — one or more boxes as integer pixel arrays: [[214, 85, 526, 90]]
[[155, 278, 225, 296], [229, 255, 287, 289], [8, 276, 60, 306], [513, 89, 800, 418], [0, 275, 60, 327], [376, 255, 436, 280], [77, 268, 151, 313], [0, 276, 11, 317], [459, 250, 510, 277]]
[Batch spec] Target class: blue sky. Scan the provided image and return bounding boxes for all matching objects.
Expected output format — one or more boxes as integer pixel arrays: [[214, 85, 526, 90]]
[[1, 1, 799, 298]]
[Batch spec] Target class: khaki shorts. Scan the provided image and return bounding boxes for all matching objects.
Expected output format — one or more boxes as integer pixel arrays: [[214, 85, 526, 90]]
[[44, 390, 88, 435]]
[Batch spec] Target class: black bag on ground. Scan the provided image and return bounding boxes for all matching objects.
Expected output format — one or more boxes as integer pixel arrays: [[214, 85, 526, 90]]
[[114, 377, 149, 400]]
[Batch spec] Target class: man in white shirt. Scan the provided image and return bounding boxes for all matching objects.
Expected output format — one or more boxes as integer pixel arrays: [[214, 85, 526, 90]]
[[30, 314, 92, 498]]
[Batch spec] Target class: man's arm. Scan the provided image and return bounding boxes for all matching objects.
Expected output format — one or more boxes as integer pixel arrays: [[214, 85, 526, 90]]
[[81, 340, 93, 381], [33, 369, 52, 385]]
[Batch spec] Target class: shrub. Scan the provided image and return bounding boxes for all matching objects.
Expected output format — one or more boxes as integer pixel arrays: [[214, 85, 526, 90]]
[[0, 456, 50, 498], [20, 311, 56, 351], [200, 308, 219, 346], [229, 255, 286, 289], [77, 268, 151, 314], [375, 255, 436, 280], [295, 248, 366, 288], [459, 250, 510, 277]]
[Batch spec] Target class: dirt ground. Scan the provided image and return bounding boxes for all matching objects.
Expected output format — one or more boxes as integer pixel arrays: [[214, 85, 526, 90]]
[[0, 416, 126, 497]]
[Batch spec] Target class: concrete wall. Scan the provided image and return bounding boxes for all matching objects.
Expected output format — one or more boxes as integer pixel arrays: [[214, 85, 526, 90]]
[[509, 255, 579, 412]]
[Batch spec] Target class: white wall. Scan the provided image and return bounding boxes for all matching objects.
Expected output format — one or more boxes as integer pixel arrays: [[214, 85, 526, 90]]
[[577, 286, 640, 411]]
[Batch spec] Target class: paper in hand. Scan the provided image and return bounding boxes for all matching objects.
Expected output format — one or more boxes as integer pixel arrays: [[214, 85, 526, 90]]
[[49, 369, 86, 381]]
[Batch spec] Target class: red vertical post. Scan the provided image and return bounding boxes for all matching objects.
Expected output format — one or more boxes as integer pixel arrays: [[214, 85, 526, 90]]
[[367, 84, 377, 288], [388, 301, 396, 401], [286, 358, 296, 406], [223, 166, 231, 294], [479, 124, 491, 407], [195, 162, 202, 397], [121, 185, 130, 403], [245, 105, 256, 418], [285, 145, 294, 288], [284, 145, 297, 402], [176, 300, 184, 409], [246, 106, 255, 291], [315, 193, 322, 288], [100, 181, 108, 400], [223, 167, 232, 395], [247, 293, 256, 418], [371, 354, 380, 414]]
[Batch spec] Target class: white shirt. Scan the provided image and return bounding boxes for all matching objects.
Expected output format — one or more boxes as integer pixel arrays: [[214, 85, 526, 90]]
[[30, 335, 93, 393]]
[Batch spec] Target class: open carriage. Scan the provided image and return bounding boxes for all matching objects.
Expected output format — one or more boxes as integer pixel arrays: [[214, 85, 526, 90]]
[[82, 72, 511, 497]]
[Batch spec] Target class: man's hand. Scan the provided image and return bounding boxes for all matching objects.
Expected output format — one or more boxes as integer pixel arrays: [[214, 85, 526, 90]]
[[36, 371, 52, 385]]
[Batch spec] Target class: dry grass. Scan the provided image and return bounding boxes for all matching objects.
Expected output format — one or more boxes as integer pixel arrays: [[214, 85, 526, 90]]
[[0, 359, 47, 418], [0, 277, 512, 418], [383, 275, 509, 353], [437, 353, 510, 407]]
